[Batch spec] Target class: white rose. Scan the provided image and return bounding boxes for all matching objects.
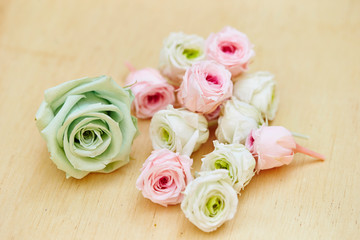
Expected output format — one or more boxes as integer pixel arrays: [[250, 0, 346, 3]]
[[233, 71, 279, 120], [181, 170, 238, 232], [150, 105, 209, 156], [216, 98, 264, 144], [201, 141, 255, 192], [159, 32, 205, 86]]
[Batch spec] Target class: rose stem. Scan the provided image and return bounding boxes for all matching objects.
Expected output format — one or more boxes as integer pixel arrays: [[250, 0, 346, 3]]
[[291, 131, 310, 140], [294, 143, 325, 160]]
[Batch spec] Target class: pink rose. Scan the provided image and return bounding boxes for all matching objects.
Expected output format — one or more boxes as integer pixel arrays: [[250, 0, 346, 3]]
[[136, 149, 193, 207], [177, 61, 233, 114], [206, 26, 255, 77], [245, 126, 325, 172], [125, 67, 175, 119]]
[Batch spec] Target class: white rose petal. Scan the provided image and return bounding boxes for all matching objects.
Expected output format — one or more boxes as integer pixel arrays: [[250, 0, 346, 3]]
[[181, 170, 238, 232], [159, 32, 205, 86], [201, 141, 255, 192], [215, 98, 264, 144], [150, 105, 209, 156], [233, 71, 279, 120]]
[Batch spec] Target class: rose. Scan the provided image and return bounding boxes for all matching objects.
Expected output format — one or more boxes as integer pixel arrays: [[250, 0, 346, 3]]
[[181, 170, 238, 232], [233, 71, 279, 120], [150, 105, 209, 156], [159, 32, 206, 86], [35, 76, 138, 179], [177, 61, 233, 114], [246, 126, 325, 172], [125, 67, 175, 119], [136, 149, 193, 207], [201, 141, 255, 192], [215, 98, 264, 144], [206, 26, 255, 77]]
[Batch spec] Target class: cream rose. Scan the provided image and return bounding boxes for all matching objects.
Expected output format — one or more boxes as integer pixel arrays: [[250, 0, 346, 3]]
[[215, 98, 264, 144], [181, 170, 238, 232], [159, 32, 205, 86], [150, 105, 209, 156], [233, 71, 279, 120], [35, 76, 138, 179]]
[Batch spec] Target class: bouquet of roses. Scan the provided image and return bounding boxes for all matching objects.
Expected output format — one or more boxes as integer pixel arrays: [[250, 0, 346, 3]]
[[131, 26, 325, 232], [35, 26, 325, 233]]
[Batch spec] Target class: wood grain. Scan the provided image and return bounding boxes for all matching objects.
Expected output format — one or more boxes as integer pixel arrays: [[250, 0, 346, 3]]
[[0, 0, 359, 239]]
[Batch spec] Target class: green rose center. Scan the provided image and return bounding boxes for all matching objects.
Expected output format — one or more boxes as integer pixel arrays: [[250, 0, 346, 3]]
[[214, 159, 230, 170], [214, 159, 235, 180], [75, 127, 104, 149], [183, 48, 200, 60], [161, 128, 170, 142], [206, 195, 224, 217]]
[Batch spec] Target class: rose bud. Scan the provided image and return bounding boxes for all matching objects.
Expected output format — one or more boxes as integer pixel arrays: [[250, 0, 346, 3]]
[[245, 126, 325, 172], [125, 66, 175, 119], [216, 98, 264, 144], [177, 61, 233, 114], [181, 170, 238, 232], [233, 71, 279, 121], [150, 105, 209, 156], [206, 26, 255, 77], [201, 141, 256, 193], [159, 32, 206, 87], [136, 149, 193, 207]]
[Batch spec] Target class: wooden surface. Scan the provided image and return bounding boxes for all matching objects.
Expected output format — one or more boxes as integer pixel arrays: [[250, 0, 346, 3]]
[[1, 0, 359, 239]]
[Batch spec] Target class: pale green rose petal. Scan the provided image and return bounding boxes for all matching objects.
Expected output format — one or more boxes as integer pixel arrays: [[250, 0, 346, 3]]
[[40, 94, 89, 179], [101, 94, 137, 161], [69, 119, 111, 157], [98, 159, 129, 173], [56, 103, 122, 148], [45, 76, 131, 111], [35, 101, 55, 131], [63, 113, 122, 171]]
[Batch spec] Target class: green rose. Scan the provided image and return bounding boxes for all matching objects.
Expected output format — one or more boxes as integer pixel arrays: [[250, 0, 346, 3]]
[[35, 76, 138, 179]]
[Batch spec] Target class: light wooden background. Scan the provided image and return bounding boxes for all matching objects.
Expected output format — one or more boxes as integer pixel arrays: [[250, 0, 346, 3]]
[[0, 0, 359, 239]]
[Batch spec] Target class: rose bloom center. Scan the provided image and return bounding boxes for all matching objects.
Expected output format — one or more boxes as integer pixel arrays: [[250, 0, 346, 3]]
[[206, 74, 220, 85], [159, 176, 171, 189], [147, 93, 161, 104], [220, 43, 237, 54]]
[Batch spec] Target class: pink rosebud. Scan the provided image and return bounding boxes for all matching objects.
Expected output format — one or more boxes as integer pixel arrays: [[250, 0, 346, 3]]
[[206, 26, 255, 77], [136, 149, 193, 207], [245, 126, 325, 172], [177, 61, 233, 114], [125, 66, 175, 119]]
